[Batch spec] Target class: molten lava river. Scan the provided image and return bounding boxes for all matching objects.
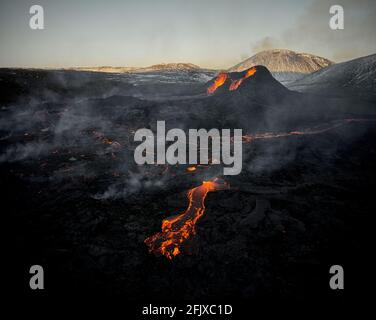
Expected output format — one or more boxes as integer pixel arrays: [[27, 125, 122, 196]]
[[145, 72, 376, 260], [145, 179, 228, 259]]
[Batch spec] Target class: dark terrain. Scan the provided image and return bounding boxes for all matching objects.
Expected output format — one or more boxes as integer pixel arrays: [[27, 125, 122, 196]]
[[1, 60, 375, 304]]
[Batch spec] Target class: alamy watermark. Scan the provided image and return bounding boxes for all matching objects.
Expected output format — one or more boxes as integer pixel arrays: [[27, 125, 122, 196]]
[[29, 5, 44, 30], [329, 265, 344, 290], [329, 5, 344, 30], [29, 265, 44, 290], [133, 121, 243, 175]]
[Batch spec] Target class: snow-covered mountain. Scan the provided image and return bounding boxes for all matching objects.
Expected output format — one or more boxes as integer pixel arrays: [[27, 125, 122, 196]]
[[229, 49, 333, 73], [288, 54, 376, 100], [228, 49, 333, 85]]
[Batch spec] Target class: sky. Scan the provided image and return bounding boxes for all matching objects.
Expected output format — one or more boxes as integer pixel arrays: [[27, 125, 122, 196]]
[[0, 0, 375, 69]]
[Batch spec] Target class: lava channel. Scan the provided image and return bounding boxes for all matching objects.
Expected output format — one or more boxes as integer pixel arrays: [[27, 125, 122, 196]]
[[145, 178, 228, 259], [207, 72, 228, 94]]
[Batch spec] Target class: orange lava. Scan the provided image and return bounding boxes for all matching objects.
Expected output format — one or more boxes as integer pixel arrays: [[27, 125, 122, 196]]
[[229, 67, 257, 91], [144, 179, 228, 259], [229, 79, 243, 91], [241, 122, 345, 142], [207, 73, 228, 94], [240, 118, 376, 143], [244, 67, 257, 78], [207, 67, 257, 93], [144, 117, 376, 260]]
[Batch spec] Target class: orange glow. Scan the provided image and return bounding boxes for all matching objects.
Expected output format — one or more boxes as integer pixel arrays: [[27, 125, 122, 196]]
[[144, 179, 228, 259], [208, 67, 257, 94], [244, 67, 257, 78], [102, 138, 113, 145], [239, 118, 376, 142], [207, 73, 228, 94], [229, 67, 257, 91], [229, 79, 243, 91], [144, 118, 376, 260]]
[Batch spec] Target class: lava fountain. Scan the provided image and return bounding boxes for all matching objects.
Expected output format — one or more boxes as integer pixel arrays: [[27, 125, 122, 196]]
[[145, 178, 229, 259]]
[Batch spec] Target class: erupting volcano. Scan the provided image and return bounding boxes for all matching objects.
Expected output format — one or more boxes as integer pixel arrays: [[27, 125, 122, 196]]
[[3, 51, 375, 300], [145, 179, 229, 259], [207, 67, 258, 94]]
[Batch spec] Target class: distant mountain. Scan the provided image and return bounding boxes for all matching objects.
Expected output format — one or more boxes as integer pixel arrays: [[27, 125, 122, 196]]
[[68, 63, 203, 74], [288, 54, 376, 100], [228, 49, 333, 73], [68, 66, 138, 73], [134, 63, 201, 72]]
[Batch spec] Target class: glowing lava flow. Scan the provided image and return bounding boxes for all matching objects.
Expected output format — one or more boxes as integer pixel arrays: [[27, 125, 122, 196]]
[[144, 179, 228, 259], [207, 67, 257, 94], [207, 73, 228, 94], [240, 118, 376, 143], [144, 118, 376, 260], [229, 67, 257, 91]]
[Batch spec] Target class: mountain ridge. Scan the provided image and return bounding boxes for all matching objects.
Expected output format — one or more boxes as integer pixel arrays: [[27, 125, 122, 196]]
[[228, 49, 333, 73], [288, 53, 376, 100], [68, 63, 203, 74]]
